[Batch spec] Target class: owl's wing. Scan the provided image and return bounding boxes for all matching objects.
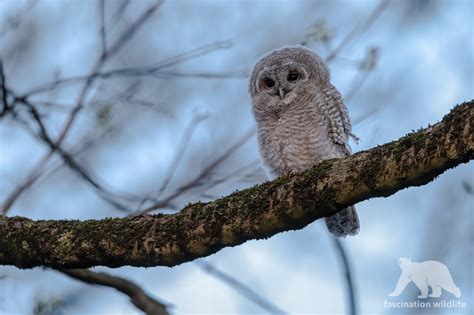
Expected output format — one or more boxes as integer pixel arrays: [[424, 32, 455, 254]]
[[320, 84, 354, 156]]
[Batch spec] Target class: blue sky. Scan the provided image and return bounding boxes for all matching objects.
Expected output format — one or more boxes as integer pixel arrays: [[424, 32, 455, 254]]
[[0, 0, 473, 314]]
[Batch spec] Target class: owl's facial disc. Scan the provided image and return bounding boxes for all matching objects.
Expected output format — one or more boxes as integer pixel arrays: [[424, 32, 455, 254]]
[[256, 64, 308, 101]]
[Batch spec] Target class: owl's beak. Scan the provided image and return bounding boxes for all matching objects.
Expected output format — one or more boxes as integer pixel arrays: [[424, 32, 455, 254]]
[[278, 87, 287, 99]]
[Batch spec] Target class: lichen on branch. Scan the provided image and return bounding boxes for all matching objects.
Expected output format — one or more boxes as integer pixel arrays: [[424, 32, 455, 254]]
[[0, 100, 472, 269]]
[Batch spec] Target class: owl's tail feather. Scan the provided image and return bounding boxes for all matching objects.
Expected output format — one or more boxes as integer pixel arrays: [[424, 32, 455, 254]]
[[325, 206, 359, 237]]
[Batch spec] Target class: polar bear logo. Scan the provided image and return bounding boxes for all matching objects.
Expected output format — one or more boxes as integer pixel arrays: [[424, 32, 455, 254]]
[[388, 258, 461, 299]]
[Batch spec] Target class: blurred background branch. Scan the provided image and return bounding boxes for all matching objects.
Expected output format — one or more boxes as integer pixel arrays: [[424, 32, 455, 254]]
[[61, 269, 169, 315], [199, 262, 288, 314]]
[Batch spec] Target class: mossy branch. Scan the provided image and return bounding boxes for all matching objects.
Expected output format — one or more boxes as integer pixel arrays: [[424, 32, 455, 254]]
[[1, 101, 472, 269]]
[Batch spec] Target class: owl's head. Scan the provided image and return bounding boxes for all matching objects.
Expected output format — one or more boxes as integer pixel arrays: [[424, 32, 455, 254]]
[[249, 46, 330, 118]]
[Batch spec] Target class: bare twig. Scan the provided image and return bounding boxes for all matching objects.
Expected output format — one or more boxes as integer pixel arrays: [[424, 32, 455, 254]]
[[136, 127, 255, 214], [18, 97, 132, 212], [199, 159, 262, 194], [332, 238, 357, 315], [145, 70, 247, 79], [55, 1, 163, 148], [199, 262, 287, 314], [325, 0, 389, 62], [61, 269, 169, 315], [22, 41, 235, 97], [1, 150, 50, 215], [1, 100, 116, 215], [1, 1, 164, 213], [111, 0, 131, 27], [105, 1, 163, 62], [345, 69, 372, 103], [0, 60, 9, 117], [99, 0, 107, 58], [344, 47, 379, 102], [157, 113, 208, 195], [1, 45, 238, 214]]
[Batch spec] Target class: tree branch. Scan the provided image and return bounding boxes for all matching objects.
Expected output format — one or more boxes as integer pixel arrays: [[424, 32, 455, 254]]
[[61, 269, 169, 315], [1, 101, 472, 269]]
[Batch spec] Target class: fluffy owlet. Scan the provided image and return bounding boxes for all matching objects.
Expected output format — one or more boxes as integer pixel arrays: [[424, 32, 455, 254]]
[[248, 46, 359, 237]]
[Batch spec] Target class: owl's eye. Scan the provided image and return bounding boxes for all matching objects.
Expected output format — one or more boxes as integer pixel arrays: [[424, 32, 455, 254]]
[[265, 78, 275, 88], [287, 72, 299, 82]]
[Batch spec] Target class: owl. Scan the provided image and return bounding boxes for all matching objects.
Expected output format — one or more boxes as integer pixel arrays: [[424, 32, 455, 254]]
[[248, 46, 359, 237]]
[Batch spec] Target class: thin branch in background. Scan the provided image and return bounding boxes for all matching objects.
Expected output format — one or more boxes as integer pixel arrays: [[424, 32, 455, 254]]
[[120, 91, 169, 114], [344, 47, 378, 102], [301, 20, 335, 48], [2, 180, 39, 213], [197, 159, 262, 198], [1, 39, 235, 215], [329, 55, 361, 67], [1, 1, 164, 214], [0, 0, 38, 35], [114, 79, 170, 115], [55, 0, 163, 148], [27, 100, 78, 111], [331, 238, 357, 315], [157, 113, 208, 195], [139, 40, 232, 73], [199, 262, 287, 315], [61, 269, 170, 315], [352, 105, 383, 127], [22, 41, 235, 97], [99, 0, 107, 58], [147, 70, 248, 79], [344, 69, 371, 103], [104, 0, 163, 62], [111, 0, 131, 27], [1, 144, 51, 215], [136, 127, 255, 214], [325, 0, 389, 62], [19, 98, 132, 212], [0, 59, 9, 117], [134, 113, 208, 212], [346, 47, 382, 129], [21, 123, 116, 194], [461, 180, 473, 195], [2, 102, 116, 215]]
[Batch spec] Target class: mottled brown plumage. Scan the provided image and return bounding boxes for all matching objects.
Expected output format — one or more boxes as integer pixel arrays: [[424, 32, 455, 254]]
[[249, 46, 359, 237]]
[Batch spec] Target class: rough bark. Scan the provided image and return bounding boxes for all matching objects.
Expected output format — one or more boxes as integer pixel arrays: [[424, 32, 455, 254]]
[[1, 101, 472, 269]]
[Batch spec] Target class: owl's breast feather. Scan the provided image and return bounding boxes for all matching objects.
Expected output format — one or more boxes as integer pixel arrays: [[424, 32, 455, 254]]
[[257, 113, 328, 175]]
